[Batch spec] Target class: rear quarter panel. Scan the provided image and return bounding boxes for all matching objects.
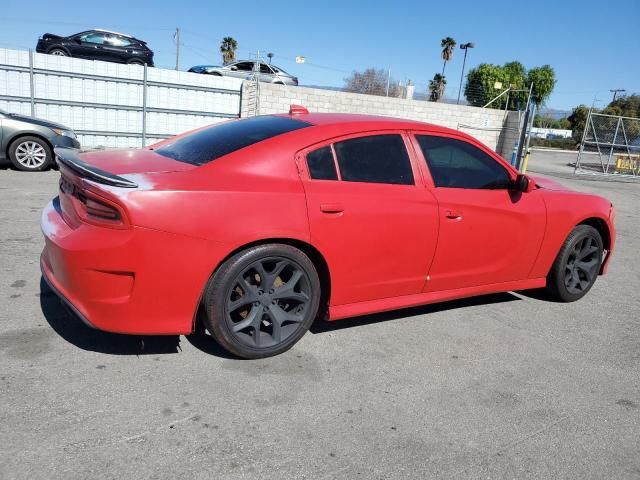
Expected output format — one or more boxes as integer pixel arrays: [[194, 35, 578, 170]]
[[110, 137, 312, 251]]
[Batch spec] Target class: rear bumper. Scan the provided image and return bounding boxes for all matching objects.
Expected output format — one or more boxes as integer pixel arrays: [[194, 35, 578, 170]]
[[35, 40, 48, 53], [40, 197, 227, 335], [41, 257, 96, 329]]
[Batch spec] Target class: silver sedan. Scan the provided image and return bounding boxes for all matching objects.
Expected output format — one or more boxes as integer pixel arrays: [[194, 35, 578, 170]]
[[188, 61, 298, 86], [0, 109, 80, 171]]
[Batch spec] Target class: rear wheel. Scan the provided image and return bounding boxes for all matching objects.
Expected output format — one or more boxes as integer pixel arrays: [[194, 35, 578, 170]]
[[545, 225, 603, 302], [203, 244, 321, 359], [127, 58, 145, 65], [8, 136, 52, 171], [48, 48, 68, 56]]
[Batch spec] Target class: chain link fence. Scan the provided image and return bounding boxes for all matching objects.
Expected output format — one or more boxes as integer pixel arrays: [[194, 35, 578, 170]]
[[575, 112, 640, 177]]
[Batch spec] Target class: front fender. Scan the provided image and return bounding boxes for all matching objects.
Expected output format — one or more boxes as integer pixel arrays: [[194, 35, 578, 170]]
[[528, 191, 614, 278]]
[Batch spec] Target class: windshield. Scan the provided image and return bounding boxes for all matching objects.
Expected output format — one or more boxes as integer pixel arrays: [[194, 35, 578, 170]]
[[155, 116, 311, 166]]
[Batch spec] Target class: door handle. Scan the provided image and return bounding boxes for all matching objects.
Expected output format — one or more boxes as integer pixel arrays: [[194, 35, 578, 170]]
[[320, 203, 344, 214], [445, 210, 463, 220]]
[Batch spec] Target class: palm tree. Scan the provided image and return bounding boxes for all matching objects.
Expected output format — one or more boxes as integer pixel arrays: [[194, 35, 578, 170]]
[[220, 37, 238, 65], [440, 37, 457, 75], [429, 73, 446, 102]]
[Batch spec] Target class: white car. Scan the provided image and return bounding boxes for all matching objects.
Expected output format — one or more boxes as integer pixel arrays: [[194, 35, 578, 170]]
[[188, 61, 298, 86]]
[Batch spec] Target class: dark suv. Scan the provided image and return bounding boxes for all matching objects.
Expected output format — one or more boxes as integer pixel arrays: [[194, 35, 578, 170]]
[[36, 29, 154, 66]]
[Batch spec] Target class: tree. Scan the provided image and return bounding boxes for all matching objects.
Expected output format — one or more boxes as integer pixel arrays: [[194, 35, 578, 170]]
[[464, 62, 556, 108], [440, 37, 457, 76], [567, 104, 591, 142], [602, 94, 640, 143], [220, 37, 238, 65], [534, 114, 571, 129], [429, 73, 446, 102], [502, 61, 527, 108], [344, 68, 399, 97], [464, 63, 507, 107], [602, 94, 640, 118], [527, 65, 556, 107]]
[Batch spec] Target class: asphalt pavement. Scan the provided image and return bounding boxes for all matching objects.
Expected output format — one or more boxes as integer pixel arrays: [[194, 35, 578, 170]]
[[0, 150, 639, 479]]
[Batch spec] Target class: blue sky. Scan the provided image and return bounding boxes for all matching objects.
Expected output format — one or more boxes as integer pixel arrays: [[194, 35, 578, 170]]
[[1, 0, 638, 110]]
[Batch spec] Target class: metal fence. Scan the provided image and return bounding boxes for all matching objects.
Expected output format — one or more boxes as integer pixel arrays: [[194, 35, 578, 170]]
[[0, 48, 243, 148], [575, 111, 640, 177]]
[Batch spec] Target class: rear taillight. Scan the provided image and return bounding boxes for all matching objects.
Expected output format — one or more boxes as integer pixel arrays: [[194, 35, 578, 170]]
[[59, 174, 130, 229], [84, 196, 122, 221], [77, 186, 130, 229]]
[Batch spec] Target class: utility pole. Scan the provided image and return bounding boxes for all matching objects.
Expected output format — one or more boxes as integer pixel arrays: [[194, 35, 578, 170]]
[[610, 88, 625, 102], [457, 42, 474, 104], [174, 28, 180, 71], [386, 67, 391, 97]]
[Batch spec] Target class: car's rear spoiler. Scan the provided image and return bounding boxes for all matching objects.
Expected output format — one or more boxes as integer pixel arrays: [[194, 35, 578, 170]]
[[54, 147, 138, 188]]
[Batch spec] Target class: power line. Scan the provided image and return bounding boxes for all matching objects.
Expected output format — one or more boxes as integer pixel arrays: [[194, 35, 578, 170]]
[[0, 16, 174, 32]]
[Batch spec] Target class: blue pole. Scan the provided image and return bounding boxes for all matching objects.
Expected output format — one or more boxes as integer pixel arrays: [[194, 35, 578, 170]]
[[510, 141, 518, 166]]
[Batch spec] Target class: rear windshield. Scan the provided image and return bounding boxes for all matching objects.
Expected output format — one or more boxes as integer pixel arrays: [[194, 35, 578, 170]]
[[155, 116, 311, 165]]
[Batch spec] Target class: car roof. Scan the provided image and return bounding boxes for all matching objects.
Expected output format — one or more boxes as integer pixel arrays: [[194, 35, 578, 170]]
[[274, 112, 464, 136], [93, 28, 135, 38]]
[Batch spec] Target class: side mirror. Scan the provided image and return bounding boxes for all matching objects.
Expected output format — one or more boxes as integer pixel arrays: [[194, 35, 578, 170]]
[[74, 38, 82, 44], [513, 174, 535, 193], [229, 65, 238, 71]]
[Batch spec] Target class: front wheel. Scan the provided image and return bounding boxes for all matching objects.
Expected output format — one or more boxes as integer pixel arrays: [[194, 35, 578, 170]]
[[203, 244, 321, 359], [545, 225, 603, 302], [8, 136, 52, 171]]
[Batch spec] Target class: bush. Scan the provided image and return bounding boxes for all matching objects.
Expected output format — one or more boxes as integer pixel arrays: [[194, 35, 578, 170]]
[[530, 137, 577, 150]]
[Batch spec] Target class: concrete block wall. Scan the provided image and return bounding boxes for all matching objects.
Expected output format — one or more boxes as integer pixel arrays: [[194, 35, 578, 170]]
[[242, 82, 516, 158], [501, 111, 524, 158]]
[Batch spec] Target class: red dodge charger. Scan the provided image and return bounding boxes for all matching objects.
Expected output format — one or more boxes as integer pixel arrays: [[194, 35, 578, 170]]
[[41, 107, 615, 358]]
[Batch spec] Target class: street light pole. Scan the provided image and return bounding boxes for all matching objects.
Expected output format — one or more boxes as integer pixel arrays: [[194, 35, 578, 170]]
[[457, 42, 474, 105]]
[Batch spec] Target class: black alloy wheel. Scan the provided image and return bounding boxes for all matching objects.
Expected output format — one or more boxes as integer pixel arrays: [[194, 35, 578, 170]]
[[203, 244, 321, 359], [564, 234, 600, 295], [546, 225, 603, 302]]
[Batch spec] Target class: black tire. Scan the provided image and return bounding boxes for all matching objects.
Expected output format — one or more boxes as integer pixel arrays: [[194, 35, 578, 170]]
[[203, 244, 321, 359], [48, 48, 68, 57], [545, 225, 603, 302], [8, 136, 53, 171], [127, 58, 145, 66]]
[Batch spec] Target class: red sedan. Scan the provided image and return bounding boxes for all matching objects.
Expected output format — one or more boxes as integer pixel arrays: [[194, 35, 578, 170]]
[[41, 107, 615, 358]]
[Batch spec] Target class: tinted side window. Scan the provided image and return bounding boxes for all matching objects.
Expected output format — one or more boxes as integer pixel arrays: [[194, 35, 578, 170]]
[[416, 135, 510, 189], [234, 62, 254, 71], [81, 33, 106, 45], [307, 146, 338, 180], [334, 135, 414, 185], [108, 35, 132, 47], [259, 63, 274, 74]]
